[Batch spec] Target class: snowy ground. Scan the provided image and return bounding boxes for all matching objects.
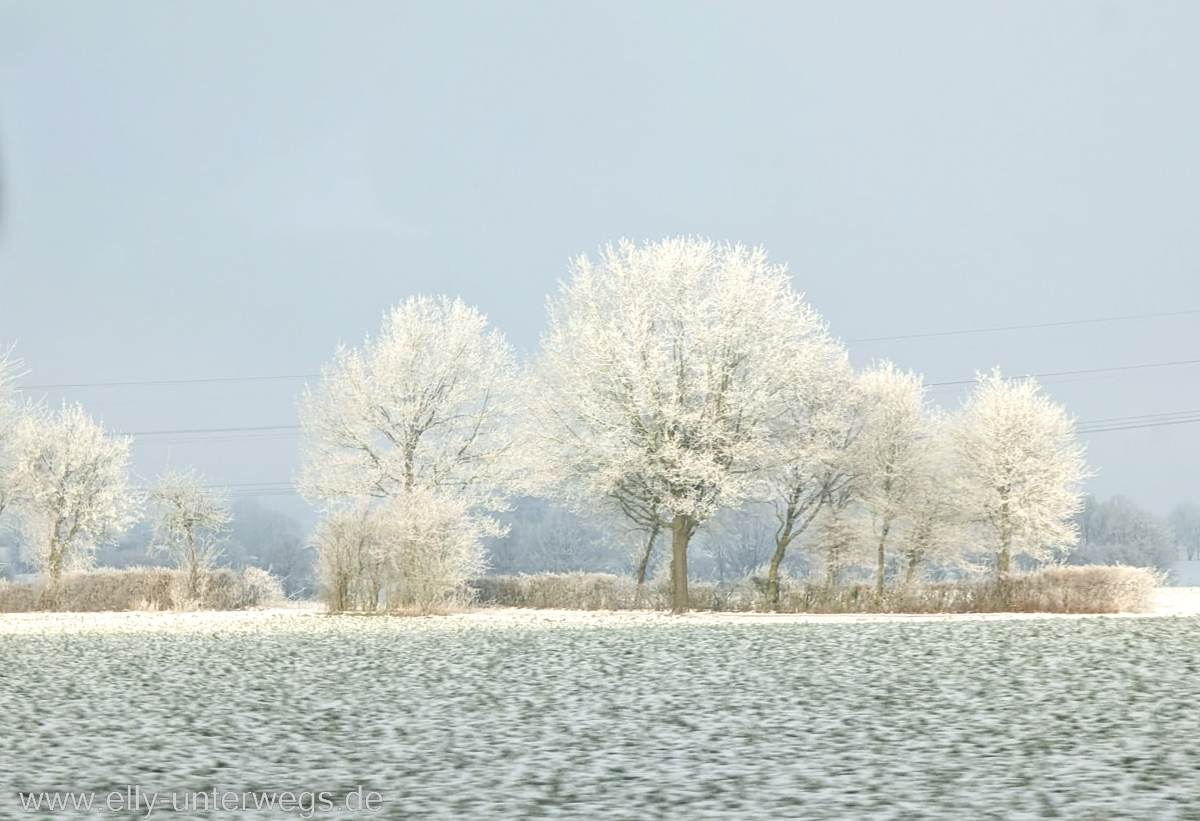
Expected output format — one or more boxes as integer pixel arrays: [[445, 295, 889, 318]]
[[2, 602, 1199, 820]]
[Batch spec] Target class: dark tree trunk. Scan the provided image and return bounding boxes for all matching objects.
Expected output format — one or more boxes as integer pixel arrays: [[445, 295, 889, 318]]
[[875, 521, 891, 597], [765, 539, 788, 612], [670, 514, 694, 614], [634, 524, 659, 608]]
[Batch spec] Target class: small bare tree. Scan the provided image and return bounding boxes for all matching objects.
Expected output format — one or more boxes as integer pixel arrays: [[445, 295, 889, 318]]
[[149, 470, 232, 599]]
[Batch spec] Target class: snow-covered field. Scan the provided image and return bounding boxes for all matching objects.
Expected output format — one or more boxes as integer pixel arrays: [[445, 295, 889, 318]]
[[3, 604, 1200, 820]]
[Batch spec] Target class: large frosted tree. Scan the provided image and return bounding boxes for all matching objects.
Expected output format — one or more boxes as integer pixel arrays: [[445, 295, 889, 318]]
[[948, 369, 1089, 575], [300, 295, 516, 512], [10, 403, 140, 580], [522, 237, 833, 612], [300, 295, 515, 608]]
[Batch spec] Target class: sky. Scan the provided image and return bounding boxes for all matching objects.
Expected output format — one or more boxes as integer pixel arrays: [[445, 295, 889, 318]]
[[0, 0, 1198, 525]]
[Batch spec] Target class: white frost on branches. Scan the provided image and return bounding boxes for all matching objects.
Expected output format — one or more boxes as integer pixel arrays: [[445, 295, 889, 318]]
[[522, 237, 836, 610], [10, 403, 140, 580], [855, 362, 936, 593], [301, 296, 512, 609], [760, 349, 861, 606], [300, 295, 516, 516], [898, 415, 970, 582], [314, 490, 485, 611], [149, 469, 232, 597], [948, 369, 1090, 574]]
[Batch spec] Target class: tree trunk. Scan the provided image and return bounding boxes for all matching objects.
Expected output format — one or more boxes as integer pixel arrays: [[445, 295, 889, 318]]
[[634, 525, 659, 608], [670, 514, 693, 614], [875, 521, 890, 597], [905, 552, 918, 586], [765, 539, 787, 612], [47, 547, 61, 583], [997, 490, 1012, 578], [187, 533, 199, 601], [46, 518, 64, 583]]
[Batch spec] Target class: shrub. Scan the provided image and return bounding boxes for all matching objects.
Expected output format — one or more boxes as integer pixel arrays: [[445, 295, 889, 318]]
[[0, 578, 37, 613], [314, 493, 488, 613], [469, 565, 1161, 614], [0, 566, 286, 613]]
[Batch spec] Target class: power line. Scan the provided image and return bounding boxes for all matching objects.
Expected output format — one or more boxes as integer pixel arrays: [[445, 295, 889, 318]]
[[927, 358, 1200, 388], [24, 374, 318, 390], [107, 359, 1200, 439], [849, 307, 1200, 344], [1078, 408, 1200, 434], [1080, 417, 1200, 434], [121, 424, 301, 437], [16, 307, 1199, 392], [1076, 409, 1200, 427], [149, 410, 1200, 495]]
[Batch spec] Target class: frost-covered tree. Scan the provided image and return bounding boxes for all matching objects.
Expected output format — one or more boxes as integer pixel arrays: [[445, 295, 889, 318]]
[[313, 491, 485, 611], [1168, 502, 1200, 562], [522, 238, 831, 612], [899, 420, 968, 583], [301, 296, 514, 609], [149, 469, 232, 598], [375, 490, 486, 610], [761, 353, 861, 608], [1071, 495, 1177, 571], [300, 295, 516, 514], [948, 370, 1089, 575], [701, 505, 777, 582], [312, 504, 378, 612], [856, 362, 934, 595], [489, 499, 621, 575], [226, 499, 312, 596], [10, 403, 139, 581]]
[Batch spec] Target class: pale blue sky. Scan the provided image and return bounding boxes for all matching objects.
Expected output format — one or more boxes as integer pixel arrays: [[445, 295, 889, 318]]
[[1, 1, 1198, 520]]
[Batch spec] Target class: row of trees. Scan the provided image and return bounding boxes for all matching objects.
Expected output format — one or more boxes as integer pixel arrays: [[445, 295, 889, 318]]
[[0, 349, 235, 597], [302, 237, 1092, 612]]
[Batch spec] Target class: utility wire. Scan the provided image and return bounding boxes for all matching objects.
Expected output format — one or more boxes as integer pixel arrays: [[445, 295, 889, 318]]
[[927, 358, 1200, 388], [17, 307, 1198, 391], [114, 360, 1200, 440], [849, 307, 1200, 343], [1076, 409, 1200, 427], [24, 374, 318, 390], [122, 424, 301, 437], [1079, 417, 1200, 434], [156, 410, 1200, 496]]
